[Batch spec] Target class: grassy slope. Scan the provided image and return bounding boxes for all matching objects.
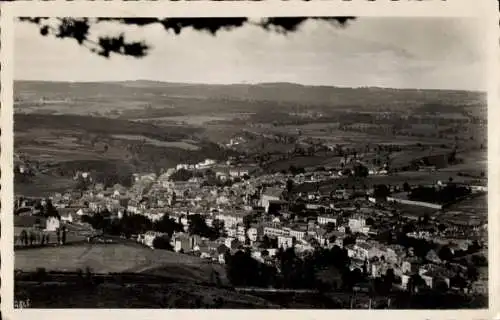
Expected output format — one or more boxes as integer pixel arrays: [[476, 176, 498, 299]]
[[14, 242, 281, 308], [15, 242, 227, 282]]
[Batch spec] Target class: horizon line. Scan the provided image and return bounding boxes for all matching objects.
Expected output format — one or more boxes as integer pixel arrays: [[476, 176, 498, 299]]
[[13, 79, 486, 93]]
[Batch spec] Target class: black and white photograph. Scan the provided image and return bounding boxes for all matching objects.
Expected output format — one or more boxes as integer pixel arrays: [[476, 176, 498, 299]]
[[1, 1, 497, 315]]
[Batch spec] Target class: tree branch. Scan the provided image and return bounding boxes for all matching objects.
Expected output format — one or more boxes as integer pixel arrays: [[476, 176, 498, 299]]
[[19, 17, 356, 58]]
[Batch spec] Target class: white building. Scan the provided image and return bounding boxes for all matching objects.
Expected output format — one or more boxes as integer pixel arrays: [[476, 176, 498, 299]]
[[288, 228, 307, 242], [277, 235, 294, 249], [317, 215, 337, 225], [60, 213, 74, 224], [229, 167, 250, 178], [45, 217, 60, 232], [348, 216, 367, 233], [247, 226, 263, 242], [215, 212, 246, 229], [264, 226, 289, 237], [195, 159, 216, 169]]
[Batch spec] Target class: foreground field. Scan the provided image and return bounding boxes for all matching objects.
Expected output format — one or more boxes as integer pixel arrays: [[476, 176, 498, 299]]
[[15, 242, 227, 284], [15, 277, 487, 309], [15, 280, 278, 308]]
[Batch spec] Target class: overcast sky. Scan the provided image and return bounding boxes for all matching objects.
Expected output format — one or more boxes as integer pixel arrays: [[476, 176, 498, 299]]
[[15, 17, 487, 90]]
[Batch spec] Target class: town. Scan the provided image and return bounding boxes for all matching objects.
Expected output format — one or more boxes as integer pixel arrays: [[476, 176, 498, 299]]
[[14, 150, 488, 308]]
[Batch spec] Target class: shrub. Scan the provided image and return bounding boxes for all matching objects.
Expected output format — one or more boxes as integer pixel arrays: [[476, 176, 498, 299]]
[[152, 236, 173, 250]]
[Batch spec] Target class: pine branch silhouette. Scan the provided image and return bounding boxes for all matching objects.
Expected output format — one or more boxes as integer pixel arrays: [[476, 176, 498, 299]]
[[19, 17, 356, 58]]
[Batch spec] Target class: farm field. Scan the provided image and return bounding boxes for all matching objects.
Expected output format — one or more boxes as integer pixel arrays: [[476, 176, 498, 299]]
[[111, 134, 200, 150], [447, 194, 488, 214], [15, 174, 76, 197], [440, 150, 487, 175], [295, 170, 486, 194]]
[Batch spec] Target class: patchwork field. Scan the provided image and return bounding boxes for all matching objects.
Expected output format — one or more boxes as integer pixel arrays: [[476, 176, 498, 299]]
[[14, 81, 487, 201], [296, 170, 486, 194]]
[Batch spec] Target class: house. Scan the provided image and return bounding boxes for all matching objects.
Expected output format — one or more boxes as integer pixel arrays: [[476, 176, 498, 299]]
[[215, 211, 248, 229], [225, 237, 242, 250], [195, 158, 217, 170], [288, 226, 307, 242], [371, 261, 390, 278], [264, 226, 289, 238], [259, 187, 283, 209], [133, 172, 157, 183], [145, 211, 163, 222], [112, 184, 127, 197], [418, 265, 453, 289], [421, 271, 449, 290], [179, 216, 190, 231], [76, 208, 90, 216], [247, 225, 264, 242], [213, 166, 230, 180], [236, 225, 246, 243], [348, 242, 384, 261], [216, 195, 231, 205], [401, 274, 412, 290], [229, 167, 250, 178], [384, 244, 406, 264], [173, 234, 201, 252], [395, 261, 413, 277], [295, 242, 315, 253], [313, 228, 328, 246], [317, 214, 337, 226], [348, 216, 367, 233], [45, 217, 60, 232], [89, 200, 107, 213], [278, 235, 295, 249], [60, 212, 75, 224]]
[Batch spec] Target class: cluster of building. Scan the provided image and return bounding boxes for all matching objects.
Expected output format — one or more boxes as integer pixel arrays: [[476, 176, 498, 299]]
[[15, 156, 488, 295]]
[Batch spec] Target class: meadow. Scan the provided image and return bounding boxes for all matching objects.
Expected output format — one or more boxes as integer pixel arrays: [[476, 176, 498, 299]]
[[15, 242, 227, 283]]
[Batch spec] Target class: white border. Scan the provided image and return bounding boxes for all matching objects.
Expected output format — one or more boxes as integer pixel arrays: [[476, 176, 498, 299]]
[[1, 1, 499, 320]]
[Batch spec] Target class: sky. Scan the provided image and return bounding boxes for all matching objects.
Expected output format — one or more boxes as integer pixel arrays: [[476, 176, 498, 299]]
[[14, 17, 488, 90]]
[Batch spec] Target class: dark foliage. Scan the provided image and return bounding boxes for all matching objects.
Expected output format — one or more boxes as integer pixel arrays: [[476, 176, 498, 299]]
[[20, 17, 356, 58], [403, 182, 411, 192], [396, 231, 437, 259], [373, 184, 390, 199], [152, 236, 174, 251], [187, 214, 220, 240], [169, 168, 194, 182], [225, 250, 277, 287], [40, 199, 61, 219], [153, 215, 183, 237], [438, 245, 454, 262], [225, 244, 355, 291], [408, 184, 471, 205], [353, 163, 369, 178], [81, 212, 156, 237], [288, 165, 306, 175]]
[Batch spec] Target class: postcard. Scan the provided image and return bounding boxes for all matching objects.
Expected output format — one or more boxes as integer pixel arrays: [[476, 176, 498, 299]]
[[0, 1, 498, 320]]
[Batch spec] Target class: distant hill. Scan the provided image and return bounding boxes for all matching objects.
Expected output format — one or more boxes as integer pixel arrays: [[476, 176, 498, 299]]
[[15, 80, 486, 114]]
